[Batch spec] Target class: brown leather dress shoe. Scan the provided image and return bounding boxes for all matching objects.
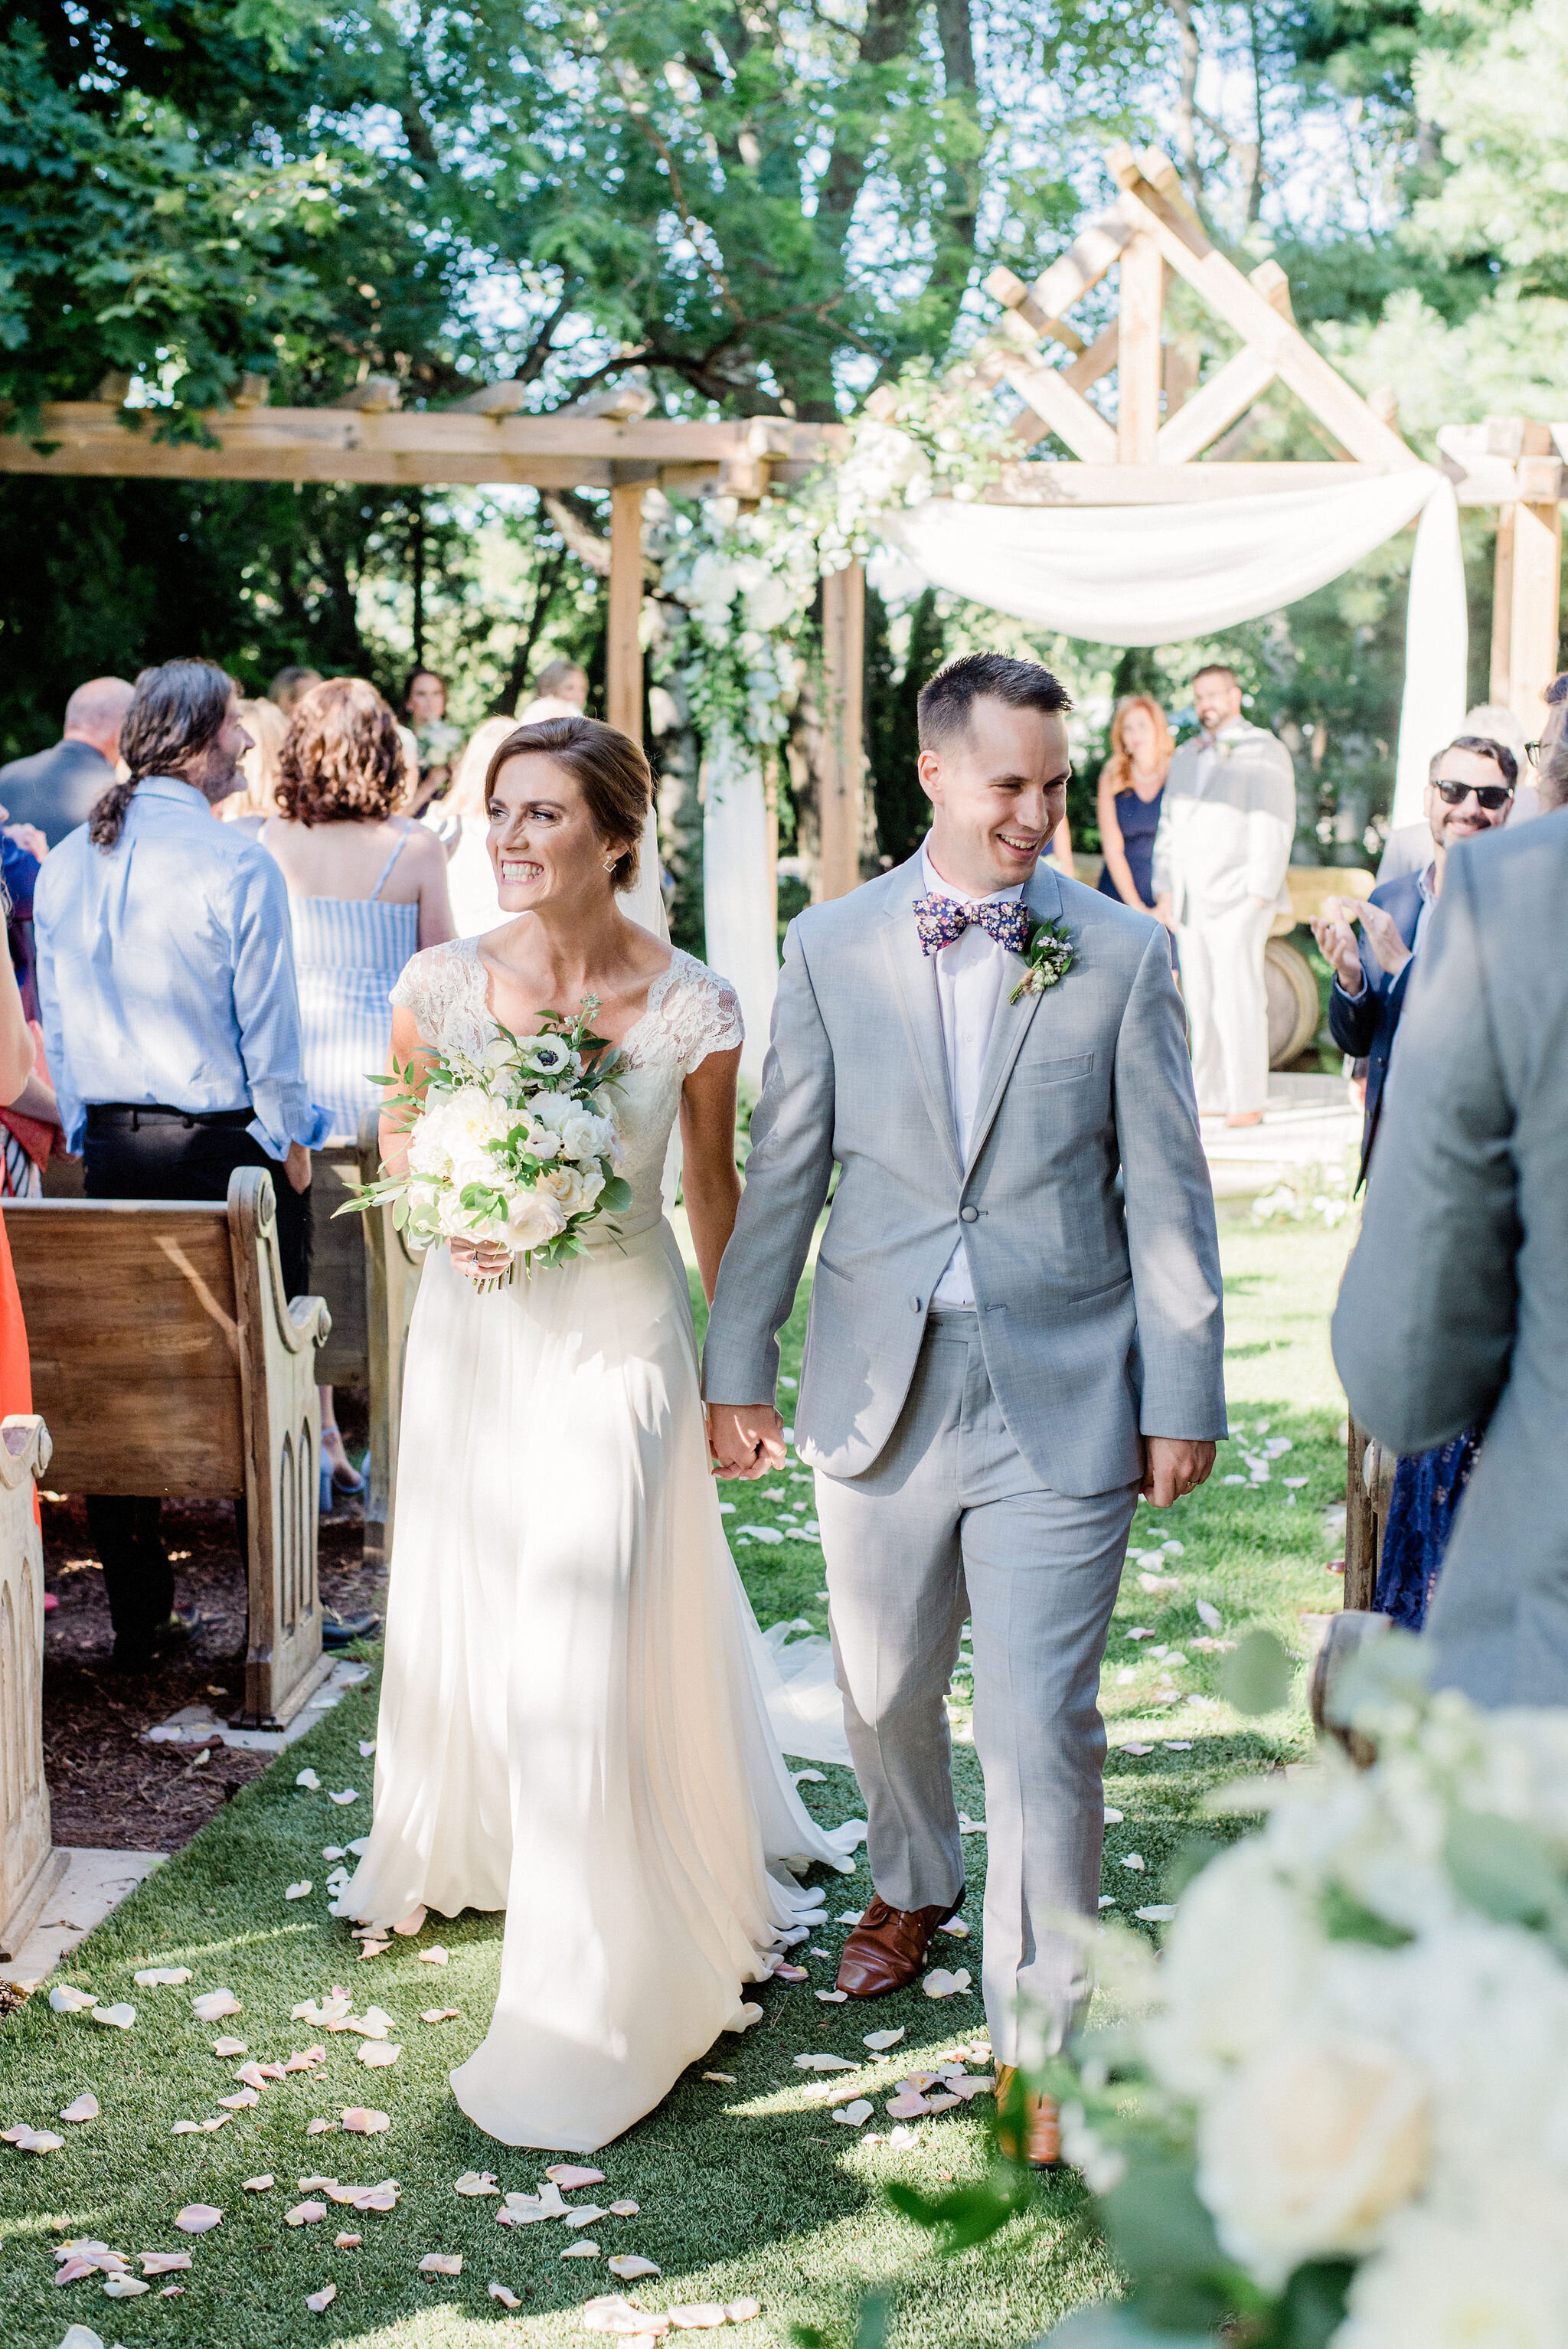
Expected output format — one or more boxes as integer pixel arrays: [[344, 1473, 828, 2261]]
[[835, 1892, 962, 1998], [995, 2063, 1062, 2168]]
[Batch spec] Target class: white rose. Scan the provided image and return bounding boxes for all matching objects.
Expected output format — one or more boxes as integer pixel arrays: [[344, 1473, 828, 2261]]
[[557, 1109, 606, 1163], [1144, 1841, 1325, 2100], [527, 1093, 570, 1131], [1196, 2029, 1430, 2291], [524, 1123, 562, 1160], [505, 1189, 567, 1253], [743, 573, 795, 633], [536, 1164, 589, 1217], [1334, 2187, 1568, 2349]]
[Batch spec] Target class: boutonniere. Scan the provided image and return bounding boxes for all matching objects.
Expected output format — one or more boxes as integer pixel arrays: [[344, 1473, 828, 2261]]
[[1009, 916, 1074, 1004]]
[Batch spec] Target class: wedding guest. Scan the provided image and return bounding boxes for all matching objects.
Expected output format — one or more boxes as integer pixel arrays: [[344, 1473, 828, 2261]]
[[1152, 664, 1295, 1128], [262, 677, 454, 1501], [0, 941, 42, 1446], [518, 659, 590, 722], [430, 716, 514, 936], [1096, 694, 1172, 912], [1378, 704, 1536, 881], [34, 658, 326, 1670], [270, 665, 322, 714], [1314, 735, 1516, 1186], [1531, 671, 1568, 813], [0, 677, 134, 847], [1333, 800, 1568, 1704], [218, 697, 289, 822], [404, 668, 459, 812]]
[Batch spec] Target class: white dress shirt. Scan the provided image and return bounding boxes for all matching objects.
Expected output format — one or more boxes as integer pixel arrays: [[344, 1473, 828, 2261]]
[[920, 842, 1024, 1308]]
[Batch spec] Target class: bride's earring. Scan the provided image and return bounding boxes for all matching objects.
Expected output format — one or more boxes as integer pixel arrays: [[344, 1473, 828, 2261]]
[[603, 854, 619, 872]]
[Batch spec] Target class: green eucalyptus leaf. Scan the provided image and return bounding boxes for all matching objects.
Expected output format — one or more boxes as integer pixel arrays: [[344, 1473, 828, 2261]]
[[1445, 1809, 1568, 1932]]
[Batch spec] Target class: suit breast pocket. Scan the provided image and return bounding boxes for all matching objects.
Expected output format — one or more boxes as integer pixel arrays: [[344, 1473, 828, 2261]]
[[1012, 1051, 1096, 1089]]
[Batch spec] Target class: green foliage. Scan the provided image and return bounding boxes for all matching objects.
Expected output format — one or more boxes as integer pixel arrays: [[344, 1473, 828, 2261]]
[[1217, 1628, 1295, 1717]]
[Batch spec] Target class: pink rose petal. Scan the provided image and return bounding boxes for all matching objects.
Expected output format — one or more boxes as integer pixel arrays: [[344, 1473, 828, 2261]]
[[547, 2163, 606, 2190], [174, 2204, 223, 2234]]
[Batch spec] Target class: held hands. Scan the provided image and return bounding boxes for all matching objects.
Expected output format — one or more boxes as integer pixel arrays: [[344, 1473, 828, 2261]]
[[1140, 1436, 1217, 1508], [707, 1403, 787, 1481], [450, 1235, 514, 1285]]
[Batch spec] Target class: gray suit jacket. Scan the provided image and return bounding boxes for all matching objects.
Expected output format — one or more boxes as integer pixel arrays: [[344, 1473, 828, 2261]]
[[1332, 808, 1568, 1705], [0, 740, 116, 848], [703, 850, 1227, 1496]]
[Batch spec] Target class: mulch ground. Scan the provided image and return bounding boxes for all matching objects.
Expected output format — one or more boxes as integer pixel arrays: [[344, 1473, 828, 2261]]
[[39, 1393, 387, 1855]]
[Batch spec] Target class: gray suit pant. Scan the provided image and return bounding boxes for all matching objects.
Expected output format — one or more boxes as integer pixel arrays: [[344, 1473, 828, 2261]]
[[813, 1308, 1137, 2063]]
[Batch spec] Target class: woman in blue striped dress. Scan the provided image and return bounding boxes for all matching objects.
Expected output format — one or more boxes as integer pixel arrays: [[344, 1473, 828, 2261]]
[[265, 678, 455, 1497]]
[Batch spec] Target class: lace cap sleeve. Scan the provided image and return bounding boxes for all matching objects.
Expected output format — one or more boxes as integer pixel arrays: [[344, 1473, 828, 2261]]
[[662, 953, 744, 1076], [388, 939, 485, 1054]]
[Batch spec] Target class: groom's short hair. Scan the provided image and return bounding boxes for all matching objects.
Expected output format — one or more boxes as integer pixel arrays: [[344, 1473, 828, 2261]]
[[917, 652, 1072, 751]]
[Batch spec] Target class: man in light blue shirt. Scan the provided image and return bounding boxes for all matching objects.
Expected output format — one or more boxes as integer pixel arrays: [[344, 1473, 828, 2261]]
[[34, 657, 328, 1669]]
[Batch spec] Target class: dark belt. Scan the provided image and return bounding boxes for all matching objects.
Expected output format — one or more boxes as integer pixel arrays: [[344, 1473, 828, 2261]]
[[86, 1104, 254, 1133]]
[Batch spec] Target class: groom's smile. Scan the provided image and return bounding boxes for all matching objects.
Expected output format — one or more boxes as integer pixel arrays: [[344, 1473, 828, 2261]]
[[916, 694, 1072, 898]]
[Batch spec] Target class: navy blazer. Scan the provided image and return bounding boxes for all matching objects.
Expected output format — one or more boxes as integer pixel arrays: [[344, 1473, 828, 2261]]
[[1328, 867, 1424, 1183]]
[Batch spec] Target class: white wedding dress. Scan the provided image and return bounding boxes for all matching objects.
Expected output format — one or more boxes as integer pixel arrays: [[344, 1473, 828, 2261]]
[[336, 935, 860, 2151]]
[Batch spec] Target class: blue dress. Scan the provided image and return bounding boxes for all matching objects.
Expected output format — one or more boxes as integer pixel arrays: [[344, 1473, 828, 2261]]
[[1374, 1431, 1481, 1630], [1096, 782, 1165, 910], [271, 827, 420, 1145]]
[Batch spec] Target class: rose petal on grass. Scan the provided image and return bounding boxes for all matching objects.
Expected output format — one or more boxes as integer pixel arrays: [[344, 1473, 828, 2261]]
[[938, 1917, 969, 1938], [174, 2205, 223, 2233], [417, 1946, 449, 1966], [831, 2100, 873, 2127], [132, 1968, 191, 1988], [191, 1991, 241, 2023], [419, 2253, 462, 2275], [139, 2253, 191, 2277], [581, 2293, 672, 2337], [201, 2115, 232, 2133], [306, 2119, 337, 2137], [957, 1814, 986, 1835], [217, 2088, 259, 2110], [1121, 1742, 1153, 1757], [328, 1789, 358, 1806], [90, 2004, 135, 2030], [862, 2028, 903, 2053], [296, 1768, 321, 1790], [358, 1940, 390, 1962], [773, 1963, 808, 1981], [285, 1882, 312, 1901], [701, 2073, 735, 2085], [103, 2275, 149, 2298], [335, 2231, 361, 2249], [1136, 1903, 1178, 1923], [793, 2053, 856, 2071], [5, 2126, 66, 2153], [814, 1989, 848, 2004], [341, 2108, 390, 2134], [727, 2301, 761, 2323], [49, 1985, 98, 2014], [213, 2035, 247, 2057], [358, 2042, 401, 2068], [55, 2256, 99, 2284], [547, 2164, 606, 2189], [1102, 1808, 1124, 1825], [490, 2281, 523, 2308], [358, 1740, 377, 1758], [1119, 1854, 1145, 1872], [921, 1969, 971, 1999], [286, 2203, 329, 2227], [306, 2284, 338, 2312], [421, 2008, 460, 2024], [608, 2200, 639, 2217], [885, 2092, 930, 2119], [322, 1845, 346, 1862], [170, 2122, 200, 2136], [667, 2304, 730, 2328], [560, 2241, 600, 2259], [242, 2176, 275, 2193], [607, 2256, 662, 2281], [453, 2171, 499, 2197], [59, 2094, 99, 2125]]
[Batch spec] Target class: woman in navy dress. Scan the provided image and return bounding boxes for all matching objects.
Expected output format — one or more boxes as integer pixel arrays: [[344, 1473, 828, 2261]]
[[1096, 693, 1177, 966]]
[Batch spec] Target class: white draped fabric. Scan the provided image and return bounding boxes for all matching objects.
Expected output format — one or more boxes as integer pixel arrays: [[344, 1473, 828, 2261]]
[[875, 468, 1468, 831], [702, 725, 777, 1087]]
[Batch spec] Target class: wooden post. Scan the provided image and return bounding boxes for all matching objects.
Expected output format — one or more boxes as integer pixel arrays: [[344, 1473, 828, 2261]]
[[1491, 505, 1516, 708], [1509, 496, 1563, 740], [818, 562, 865, 900], [1117, 233, 1165, 463], [607, 482, 645, 742]]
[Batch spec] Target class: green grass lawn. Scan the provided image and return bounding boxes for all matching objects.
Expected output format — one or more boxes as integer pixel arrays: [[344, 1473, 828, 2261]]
[[0, 1204, 1353, 2349]]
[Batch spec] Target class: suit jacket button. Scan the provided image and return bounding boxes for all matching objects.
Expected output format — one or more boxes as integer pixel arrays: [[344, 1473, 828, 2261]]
[[959, 1205, 978, 1224], [911, 1296, 923, 1312]]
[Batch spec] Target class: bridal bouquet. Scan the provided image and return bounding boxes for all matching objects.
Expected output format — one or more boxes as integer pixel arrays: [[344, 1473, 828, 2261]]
[[1041, 1643, 1568, 2349], [342, 998, 631, 1285]]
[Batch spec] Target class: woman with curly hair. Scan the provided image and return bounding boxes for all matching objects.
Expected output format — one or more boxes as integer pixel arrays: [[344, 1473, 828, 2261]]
[[263, 677, 454, 1498]]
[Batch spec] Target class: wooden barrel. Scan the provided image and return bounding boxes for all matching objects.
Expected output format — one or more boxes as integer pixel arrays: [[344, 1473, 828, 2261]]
[[1266, 938, 1321, 1068]]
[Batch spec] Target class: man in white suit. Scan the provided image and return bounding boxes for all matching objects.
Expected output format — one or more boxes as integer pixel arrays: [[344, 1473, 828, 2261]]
[[1152, 664, 1295, 1127], [704, 653, 1225, 2161]]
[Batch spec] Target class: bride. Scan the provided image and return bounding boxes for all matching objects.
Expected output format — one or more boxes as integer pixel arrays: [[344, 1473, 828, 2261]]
[[335, 714, 858, 2152]]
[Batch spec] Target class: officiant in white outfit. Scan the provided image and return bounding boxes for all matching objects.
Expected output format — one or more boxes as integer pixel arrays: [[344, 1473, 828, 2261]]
[[705, 653, 1225, 2165], [1152, 664, 1295, 1128]]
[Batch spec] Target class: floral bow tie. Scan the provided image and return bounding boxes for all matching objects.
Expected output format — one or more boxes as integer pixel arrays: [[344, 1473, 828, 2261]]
[[913, 893, 1032, 957]]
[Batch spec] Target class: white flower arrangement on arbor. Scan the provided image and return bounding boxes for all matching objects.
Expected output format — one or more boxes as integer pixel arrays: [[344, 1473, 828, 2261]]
[[1044, 1645, 1568, 2349]]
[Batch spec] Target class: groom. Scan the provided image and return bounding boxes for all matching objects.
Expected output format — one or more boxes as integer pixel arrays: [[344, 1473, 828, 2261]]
[[704, 652, 1224, 2157]]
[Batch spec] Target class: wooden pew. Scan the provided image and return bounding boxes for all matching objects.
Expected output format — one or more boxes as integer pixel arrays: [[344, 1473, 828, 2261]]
[[0, 1416, 65, 1959], [6, 1168, 332, 1727], [308, 1108, 423, 1566]]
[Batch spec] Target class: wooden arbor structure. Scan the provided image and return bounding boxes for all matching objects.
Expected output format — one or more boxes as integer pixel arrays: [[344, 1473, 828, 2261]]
[[2, 140, 1561, 894]]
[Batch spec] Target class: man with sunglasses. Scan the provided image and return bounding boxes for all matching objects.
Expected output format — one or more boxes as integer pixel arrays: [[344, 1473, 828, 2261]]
[[1312, 735, 1516, 1183]]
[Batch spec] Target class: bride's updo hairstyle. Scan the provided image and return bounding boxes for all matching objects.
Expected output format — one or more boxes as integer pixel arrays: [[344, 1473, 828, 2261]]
[[486, 715, 651, 892]]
